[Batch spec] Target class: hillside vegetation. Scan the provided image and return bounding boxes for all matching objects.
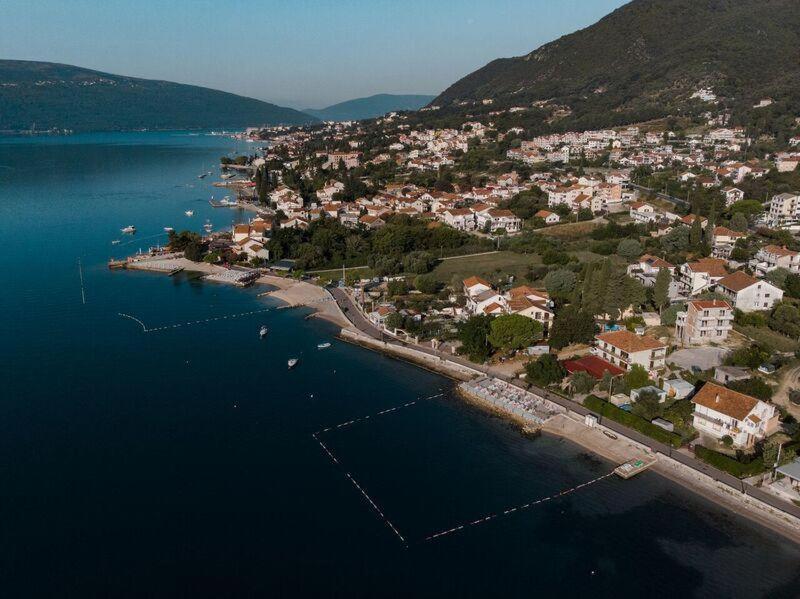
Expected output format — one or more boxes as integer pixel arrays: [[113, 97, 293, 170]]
[[0, 60, 317, 132], [432, 0, 800, 132]]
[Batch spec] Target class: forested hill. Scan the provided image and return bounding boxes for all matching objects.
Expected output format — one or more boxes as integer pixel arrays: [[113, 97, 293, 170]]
[[0, 60, 317, 132], [305, 94, 437, 122], [432, 0, 800, 131]]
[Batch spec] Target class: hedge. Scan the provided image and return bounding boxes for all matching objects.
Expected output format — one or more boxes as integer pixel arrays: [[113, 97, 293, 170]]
[[694, 446, 766, 478], [583, 395, 682, 448]]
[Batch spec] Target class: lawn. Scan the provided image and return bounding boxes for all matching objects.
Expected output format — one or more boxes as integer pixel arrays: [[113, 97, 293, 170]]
[[734, 324, 800, 353], [431, 251, 541, 284], [537, 220, 602, 240]]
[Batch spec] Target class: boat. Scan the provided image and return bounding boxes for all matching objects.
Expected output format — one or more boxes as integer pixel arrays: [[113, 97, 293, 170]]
[[259, 326, 269, 338], [317, 342, 331, 350], [163, 227, 174, 232], [198, 173, 208, 179], [603, 430, 618, 440], [120, 225, 136, 234], [220, 173, 235, 180], [203, 222, 213, 232], [287, 358, 299, 369], [185, 210, 194, 217], [111, 239, 121, 245]]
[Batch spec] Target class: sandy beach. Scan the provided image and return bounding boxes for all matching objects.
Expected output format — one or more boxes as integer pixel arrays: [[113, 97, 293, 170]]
[[256, 274, 352, 329]]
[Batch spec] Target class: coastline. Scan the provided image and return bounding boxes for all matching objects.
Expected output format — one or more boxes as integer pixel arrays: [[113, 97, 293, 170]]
[[126, 261, 800, 546]]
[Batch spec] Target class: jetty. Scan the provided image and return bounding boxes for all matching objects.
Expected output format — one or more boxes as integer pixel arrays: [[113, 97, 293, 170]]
[[614, 456, 657, 479]]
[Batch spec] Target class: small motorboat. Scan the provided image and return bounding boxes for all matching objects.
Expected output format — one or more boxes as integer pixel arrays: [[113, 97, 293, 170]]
[[287, 358, 299, 370], [120, 225, 136, 234], [317, 342, 331, 350], [602, 430, 618, 440], [111, 239, 121, 245], [220, 173, 235, 180], [164, 227, 174, 232], [203, 222, 213, 232], [185, 210, 194, 217], [198, 173, 208, 179], [259, 326, 269, 339]]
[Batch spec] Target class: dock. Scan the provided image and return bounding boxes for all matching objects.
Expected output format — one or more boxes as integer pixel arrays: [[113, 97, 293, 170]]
[[614, 456, 657, 479]]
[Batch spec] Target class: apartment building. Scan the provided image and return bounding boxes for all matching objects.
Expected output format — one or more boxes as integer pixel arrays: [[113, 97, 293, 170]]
[[691, 382, 779, 449], [592, 330, 667, 373], [675, 300, 733, 346]]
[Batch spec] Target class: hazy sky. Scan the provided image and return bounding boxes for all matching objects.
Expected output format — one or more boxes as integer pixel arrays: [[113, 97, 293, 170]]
[[0, 0, 627, 109]]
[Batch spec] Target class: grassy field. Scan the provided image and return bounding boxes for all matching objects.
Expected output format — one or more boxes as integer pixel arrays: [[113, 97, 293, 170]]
[[538, 220, 602, 240], [734, 324, 800, 353], [431, 251, 541, 284]]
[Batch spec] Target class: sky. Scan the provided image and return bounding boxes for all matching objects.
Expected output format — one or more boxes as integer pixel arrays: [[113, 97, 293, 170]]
[[0, 0, 628, 109]]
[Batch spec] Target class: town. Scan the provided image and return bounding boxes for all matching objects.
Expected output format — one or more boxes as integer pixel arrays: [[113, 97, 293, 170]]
[[122, 89, 800, 523]]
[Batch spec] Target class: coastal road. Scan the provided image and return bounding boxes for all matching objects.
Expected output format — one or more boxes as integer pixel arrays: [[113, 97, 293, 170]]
[[330, 286, 800, 523]]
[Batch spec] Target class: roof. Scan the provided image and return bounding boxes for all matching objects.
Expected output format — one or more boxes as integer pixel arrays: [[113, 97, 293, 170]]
[[685, 257, 727, 277], [508, 285, 548, 299], [596, 329, 667, 353], [688, 299, 732, 310], [563, 356, 625, 379], [716, 270, 759, 293], [463, 275, 491, 289], [639, 254, 673, 269], [692, 382, 758, 421], [763, 244, 798, 258], [713, 226, 745, 238], [535, 209, 555, 218], [776, 458, 800, 481]]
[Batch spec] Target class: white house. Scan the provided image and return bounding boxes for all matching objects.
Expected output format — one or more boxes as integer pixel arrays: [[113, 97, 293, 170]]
[[691, 382, 779, 449], [475, 208, 522, 233], [751, 245, 800, 276], [629, 202, 659, 224], [677, 258, 728, 296], [441, 208, 475, 231], [592, 330, 667, 373], [722, 187, 745, 207], [534, 209, 561, 225], [767, 193, 800, 231], [463, 276, 506, 315], [714, 271, 783, 312], [505, 286, 553, 333], [627, 254, 675, 287], [675, 300, 734, 346]]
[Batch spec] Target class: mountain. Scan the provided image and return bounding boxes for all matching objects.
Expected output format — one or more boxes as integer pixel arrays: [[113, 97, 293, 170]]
[[0, 60, 317, 132], [432, 0, 800, 130], [305, 94, 436, 121]]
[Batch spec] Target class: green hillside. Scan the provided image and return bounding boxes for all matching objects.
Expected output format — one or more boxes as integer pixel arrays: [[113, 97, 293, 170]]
[[0, 60, 317, 132], [432, 0, 800, 131]]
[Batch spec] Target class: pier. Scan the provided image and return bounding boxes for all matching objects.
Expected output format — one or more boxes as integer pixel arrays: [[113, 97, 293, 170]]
[[614, 456, 657, 479]]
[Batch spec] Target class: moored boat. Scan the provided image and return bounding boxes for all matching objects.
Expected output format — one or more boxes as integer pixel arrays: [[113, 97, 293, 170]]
[[287, 358, 299, 369], [185, 210, 194, 217], [317, 342, 331, 350], [259, 326, 269, 338], [120, 225, 136, 234]]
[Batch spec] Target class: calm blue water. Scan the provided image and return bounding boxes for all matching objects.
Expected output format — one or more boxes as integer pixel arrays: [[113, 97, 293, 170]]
[[1, 132, 799, 598]]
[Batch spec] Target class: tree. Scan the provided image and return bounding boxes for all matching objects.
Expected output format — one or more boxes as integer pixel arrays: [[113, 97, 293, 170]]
[[385, 312, 404, 331], [458, 315, 493, 363], [765, 267, 791, 289], [624, 364, 652, 391], [661, 226, 690, 253], [786, 274, 800, 299], [488, 314, 543, 351], [730, 212, 749, 232], [525, 354, 566, 387], [184, 241, 203, 262], [727, 378, 773, 401], [653, 268, 672, 312], [632, 389, 662, 421], [387, 279, 408, 297], [549, 305, 596, 350], [661, 303, 685, 326], [569, 371, 596, 395], [543, 269, 577, 298], [617, 238, 643, 262], [413, 274, 439, 294], [689, 217, 703, 249]]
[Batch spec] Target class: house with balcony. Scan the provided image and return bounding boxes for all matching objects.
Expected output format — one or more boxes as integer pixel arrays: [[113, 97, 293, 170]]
[[629, 202, 660, 224], [675, 300, 733, 346], [677, 258, 728, 296], [714, 271, 783, 312], [463, 276, 506, 316], [505, 286, 553, 334], [751, 245, 800, 276], [626, 254, 675, 287], [711, 226, 747, 259], [592, 330, 667, 373], [691, 382, 779, 449]]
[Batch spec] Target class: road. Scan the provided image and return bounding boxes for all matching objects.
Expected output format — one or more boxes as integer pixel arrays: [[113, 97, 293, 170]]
[[330, 285, 800, 522], [630, 183, 690, 207]]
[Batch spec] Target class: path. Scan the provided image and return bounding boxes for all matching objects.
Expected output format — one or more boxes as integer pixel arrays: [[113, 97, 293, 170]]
[[773, 364, 800, 420]]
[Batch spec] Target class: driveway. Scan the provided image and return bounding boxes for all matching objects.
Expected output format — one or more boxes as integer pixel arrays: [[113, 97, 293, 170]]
[[668, 347, 730, 372]]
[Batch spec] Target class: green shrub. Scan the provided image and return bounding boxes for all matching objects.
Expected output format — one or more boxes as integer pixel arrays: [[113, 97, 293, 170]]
[[583, 395, 682, 447], [694, 445, 766, 478]]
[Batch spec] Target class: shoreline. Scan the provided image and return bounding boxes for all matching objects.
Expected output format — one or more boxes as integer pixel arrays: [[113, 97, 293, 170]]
[[128, 262, 800, 545]]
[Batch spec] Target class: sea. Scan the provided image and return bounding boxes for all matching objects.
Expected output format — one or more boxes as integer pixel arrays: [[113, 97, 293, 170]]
[[0, 132, 798, 598]]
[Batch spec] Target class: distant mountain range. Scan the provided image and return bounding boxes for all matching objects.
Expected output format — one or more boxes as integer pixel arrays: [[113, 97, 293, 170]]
[[432, 0, 800, 130], [304, 94, 436, 122], [0, 60, 317, 132]]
